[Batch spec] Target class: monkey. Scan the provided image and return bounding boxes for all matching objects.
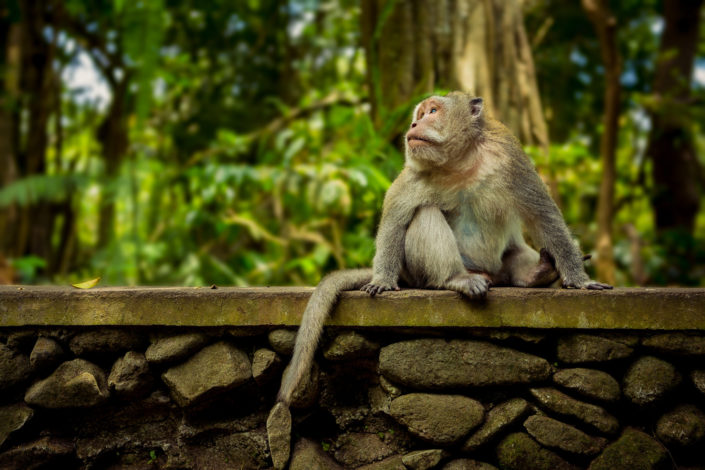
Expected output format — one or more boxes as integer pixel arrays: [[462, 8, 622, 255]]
[[267, 91, 611, 469]]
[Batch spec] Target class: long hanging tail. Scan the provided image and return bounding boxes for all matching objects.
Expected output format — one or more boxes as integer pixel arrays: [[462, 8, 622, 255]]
[[276, 268, 372, 405]]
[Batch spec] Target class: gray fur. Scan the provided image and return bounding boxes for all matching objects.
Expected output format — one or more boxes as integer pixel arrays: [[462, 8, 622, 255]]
[[363, 91, 611, 294]]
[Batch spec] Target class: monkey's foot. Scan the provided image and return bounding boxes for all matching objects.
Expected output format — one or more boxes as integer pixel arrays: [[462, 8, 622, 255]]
[[562, 278, 613, 290], [527, 248, 560, 287], [584, 281, 613, 290], [446, 273, 490, 299], [267, 402, 292, 470]]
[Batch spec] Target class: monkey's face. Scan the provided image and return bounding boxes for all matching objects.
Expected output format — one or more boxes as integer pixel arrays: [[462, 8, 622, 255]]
[[405, 93, 485, 171]]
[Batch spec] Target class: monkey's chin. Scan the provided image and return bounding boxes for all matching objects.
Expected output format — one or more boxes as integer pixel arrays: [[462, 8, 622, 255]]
[[406, 147, 448, 170]]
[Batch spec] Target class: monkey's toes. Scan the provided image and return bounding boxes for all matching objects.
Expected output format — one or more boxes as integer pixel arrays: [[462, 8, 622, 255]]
[[586, 282, 613, 290], [455, 275, 489, 299]]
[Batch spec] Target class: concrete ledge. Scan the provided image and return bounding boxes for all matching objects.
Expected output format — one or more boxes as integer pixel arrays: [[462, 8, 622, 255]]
[[1, 286, 704, 329]]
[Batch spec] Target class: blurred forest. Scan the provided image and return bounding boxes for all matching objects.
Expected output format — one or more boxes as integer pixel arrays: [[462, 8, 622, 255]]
[[0, 0, 704, 287]]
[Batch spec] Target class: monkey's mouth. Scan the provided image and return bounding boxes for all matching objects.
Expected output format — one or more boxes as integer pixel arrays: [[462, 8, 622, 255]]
[[407, 136, 433, 146]]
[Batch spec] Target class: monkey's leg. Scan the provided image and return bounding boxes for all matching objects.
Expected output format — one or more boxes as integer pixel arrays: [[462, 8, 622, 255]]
[[404, 206, 489, 298], [502, 244, 559, 287]]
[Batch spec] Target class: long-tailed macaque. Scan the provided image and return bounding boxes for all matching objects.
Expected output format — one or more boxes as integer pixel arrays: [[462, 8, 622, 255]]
[[267, 92, 611, 468]]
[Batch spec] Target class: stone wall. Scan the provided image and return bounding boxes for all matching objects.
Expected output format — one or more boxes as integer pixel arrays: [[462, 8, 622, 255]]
[[1, 287, 705, 470]]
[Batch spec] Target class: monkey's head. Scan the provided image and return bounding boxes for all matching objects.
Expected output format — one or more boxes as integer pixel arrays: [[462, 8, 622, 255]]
[[405, 92, 485, 172]]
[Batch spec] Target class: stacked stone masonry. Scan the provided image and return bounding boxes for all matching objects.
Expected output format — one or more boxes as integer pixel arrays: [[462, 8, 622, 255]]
[[1, 287, 705, 469]]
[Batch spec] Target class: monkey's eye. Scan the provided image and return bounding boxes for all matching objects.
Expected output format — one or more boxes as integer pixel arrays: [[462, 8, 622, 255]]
[[430, 108, 437, 114]]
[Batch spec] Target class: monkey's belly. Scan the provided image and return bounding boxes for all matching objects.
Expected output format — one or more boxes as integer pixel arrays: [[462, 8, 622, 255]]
[[452, 222, 515, 275]]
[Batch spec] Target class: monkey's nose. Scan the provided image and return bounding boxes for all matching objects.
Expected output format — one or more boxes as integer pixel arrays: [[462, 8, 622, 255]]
[[411, 122, 417, 128]]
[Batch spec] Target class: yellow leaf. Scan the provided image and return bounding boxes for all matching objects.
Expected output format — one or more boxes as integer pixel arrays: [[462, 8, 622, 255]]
[[72, 277, 101, 289]]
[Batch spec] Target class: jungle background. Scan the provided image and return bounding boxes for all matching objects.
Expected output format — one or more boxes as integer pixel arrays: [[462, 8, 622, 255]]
[[0, 0, 704, 287]]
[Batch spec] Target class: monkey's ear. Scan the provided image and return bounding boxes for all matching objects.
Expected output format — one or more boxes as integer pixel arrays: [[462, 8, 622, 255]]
[[470, 98, 483, 117]]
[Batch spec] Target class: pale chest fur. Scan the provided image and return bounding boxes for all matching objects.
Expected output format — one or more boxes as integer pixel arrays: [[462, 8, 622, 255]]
[[443, 150, 518, 274]]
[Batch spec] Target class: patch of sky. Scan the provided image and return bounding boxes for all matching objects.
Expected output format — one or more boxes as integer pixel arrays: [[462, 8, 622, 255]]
[[570, 47, 588, 67], [62, 51, 111, 111]]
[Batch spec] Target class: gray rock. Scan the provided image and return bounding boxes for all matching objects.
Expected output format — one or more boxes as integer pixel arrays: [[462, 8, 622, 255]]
[[588, 428, 669, 470], [0, 403, 34, 447], [557, 335, 633, 364], [69, 329, 144, 357], [29, 337, 64, 371], [108, 351, 153, 398], [267, 402, 292, 470], [161, 342, 251, 406], [496, 432, 579, 470], [268, 329, 298, 355], [692, 370, 705, 395], [529, 387, 619, 435], [145, 332, 208, 365], [553, 368, 621, 403], [289, 361, 320, 409], [0, 437, 74, 470], [25, 359, 109, 408], [290, 438, 342, 470], [369, 385, 392, 415], [356, 455, 406, 470], [24, 359, 110, 408], [390, 393, 484, 446], [252, 348, 282, 385], [402, 449, 445, 470], [524, 415, 608, 456], [323, 331, 379, 360], [462, 398, 530, 452], [643, 333, 705, 357], [655, 404, 705, 448], [334, 433, 393, 467], [443, 460, 498, 470], [0, 343, 31, 391], [379, 340, 551, 390], [623, 356, 681, 407]]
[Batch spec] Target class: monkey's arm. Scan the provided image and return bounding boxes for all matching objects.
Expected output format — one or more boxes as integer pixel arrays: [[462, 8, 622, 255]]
[[510, 164, 612, 290], [362, 174, 420, 296]]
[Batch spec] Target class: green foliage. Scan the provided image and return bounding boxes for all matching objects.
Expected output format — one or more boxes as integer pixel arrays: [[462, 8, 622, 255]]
[[11, 256, 47, 283], [3, 0, 704, 287], [120, 0, 164, 122], [0, 174, 89, 207]]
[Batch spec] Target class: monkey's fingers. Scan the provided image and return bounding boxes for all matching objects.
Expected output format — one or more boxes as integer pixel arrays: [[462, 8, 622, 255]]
[[361, 283, 398, 297]]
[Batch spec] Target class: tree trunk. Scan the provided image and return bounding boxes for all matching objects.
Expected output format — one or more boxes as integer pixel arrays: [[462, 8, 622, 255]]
[[645, 0, 704, 284], [97, 80, 129, 249], [646, 0, 703, 234], [0, 21, 22, 259], [361, 0, 549, 149], [581, 0, 620, 285], [18, 0, 56, 267]]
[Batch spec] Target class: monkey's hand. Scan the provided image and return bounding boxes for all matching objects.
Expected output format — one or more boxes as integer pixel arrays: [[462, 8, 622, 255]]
[[361, 280, 400, 297], [562, 277, 613, 290]]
